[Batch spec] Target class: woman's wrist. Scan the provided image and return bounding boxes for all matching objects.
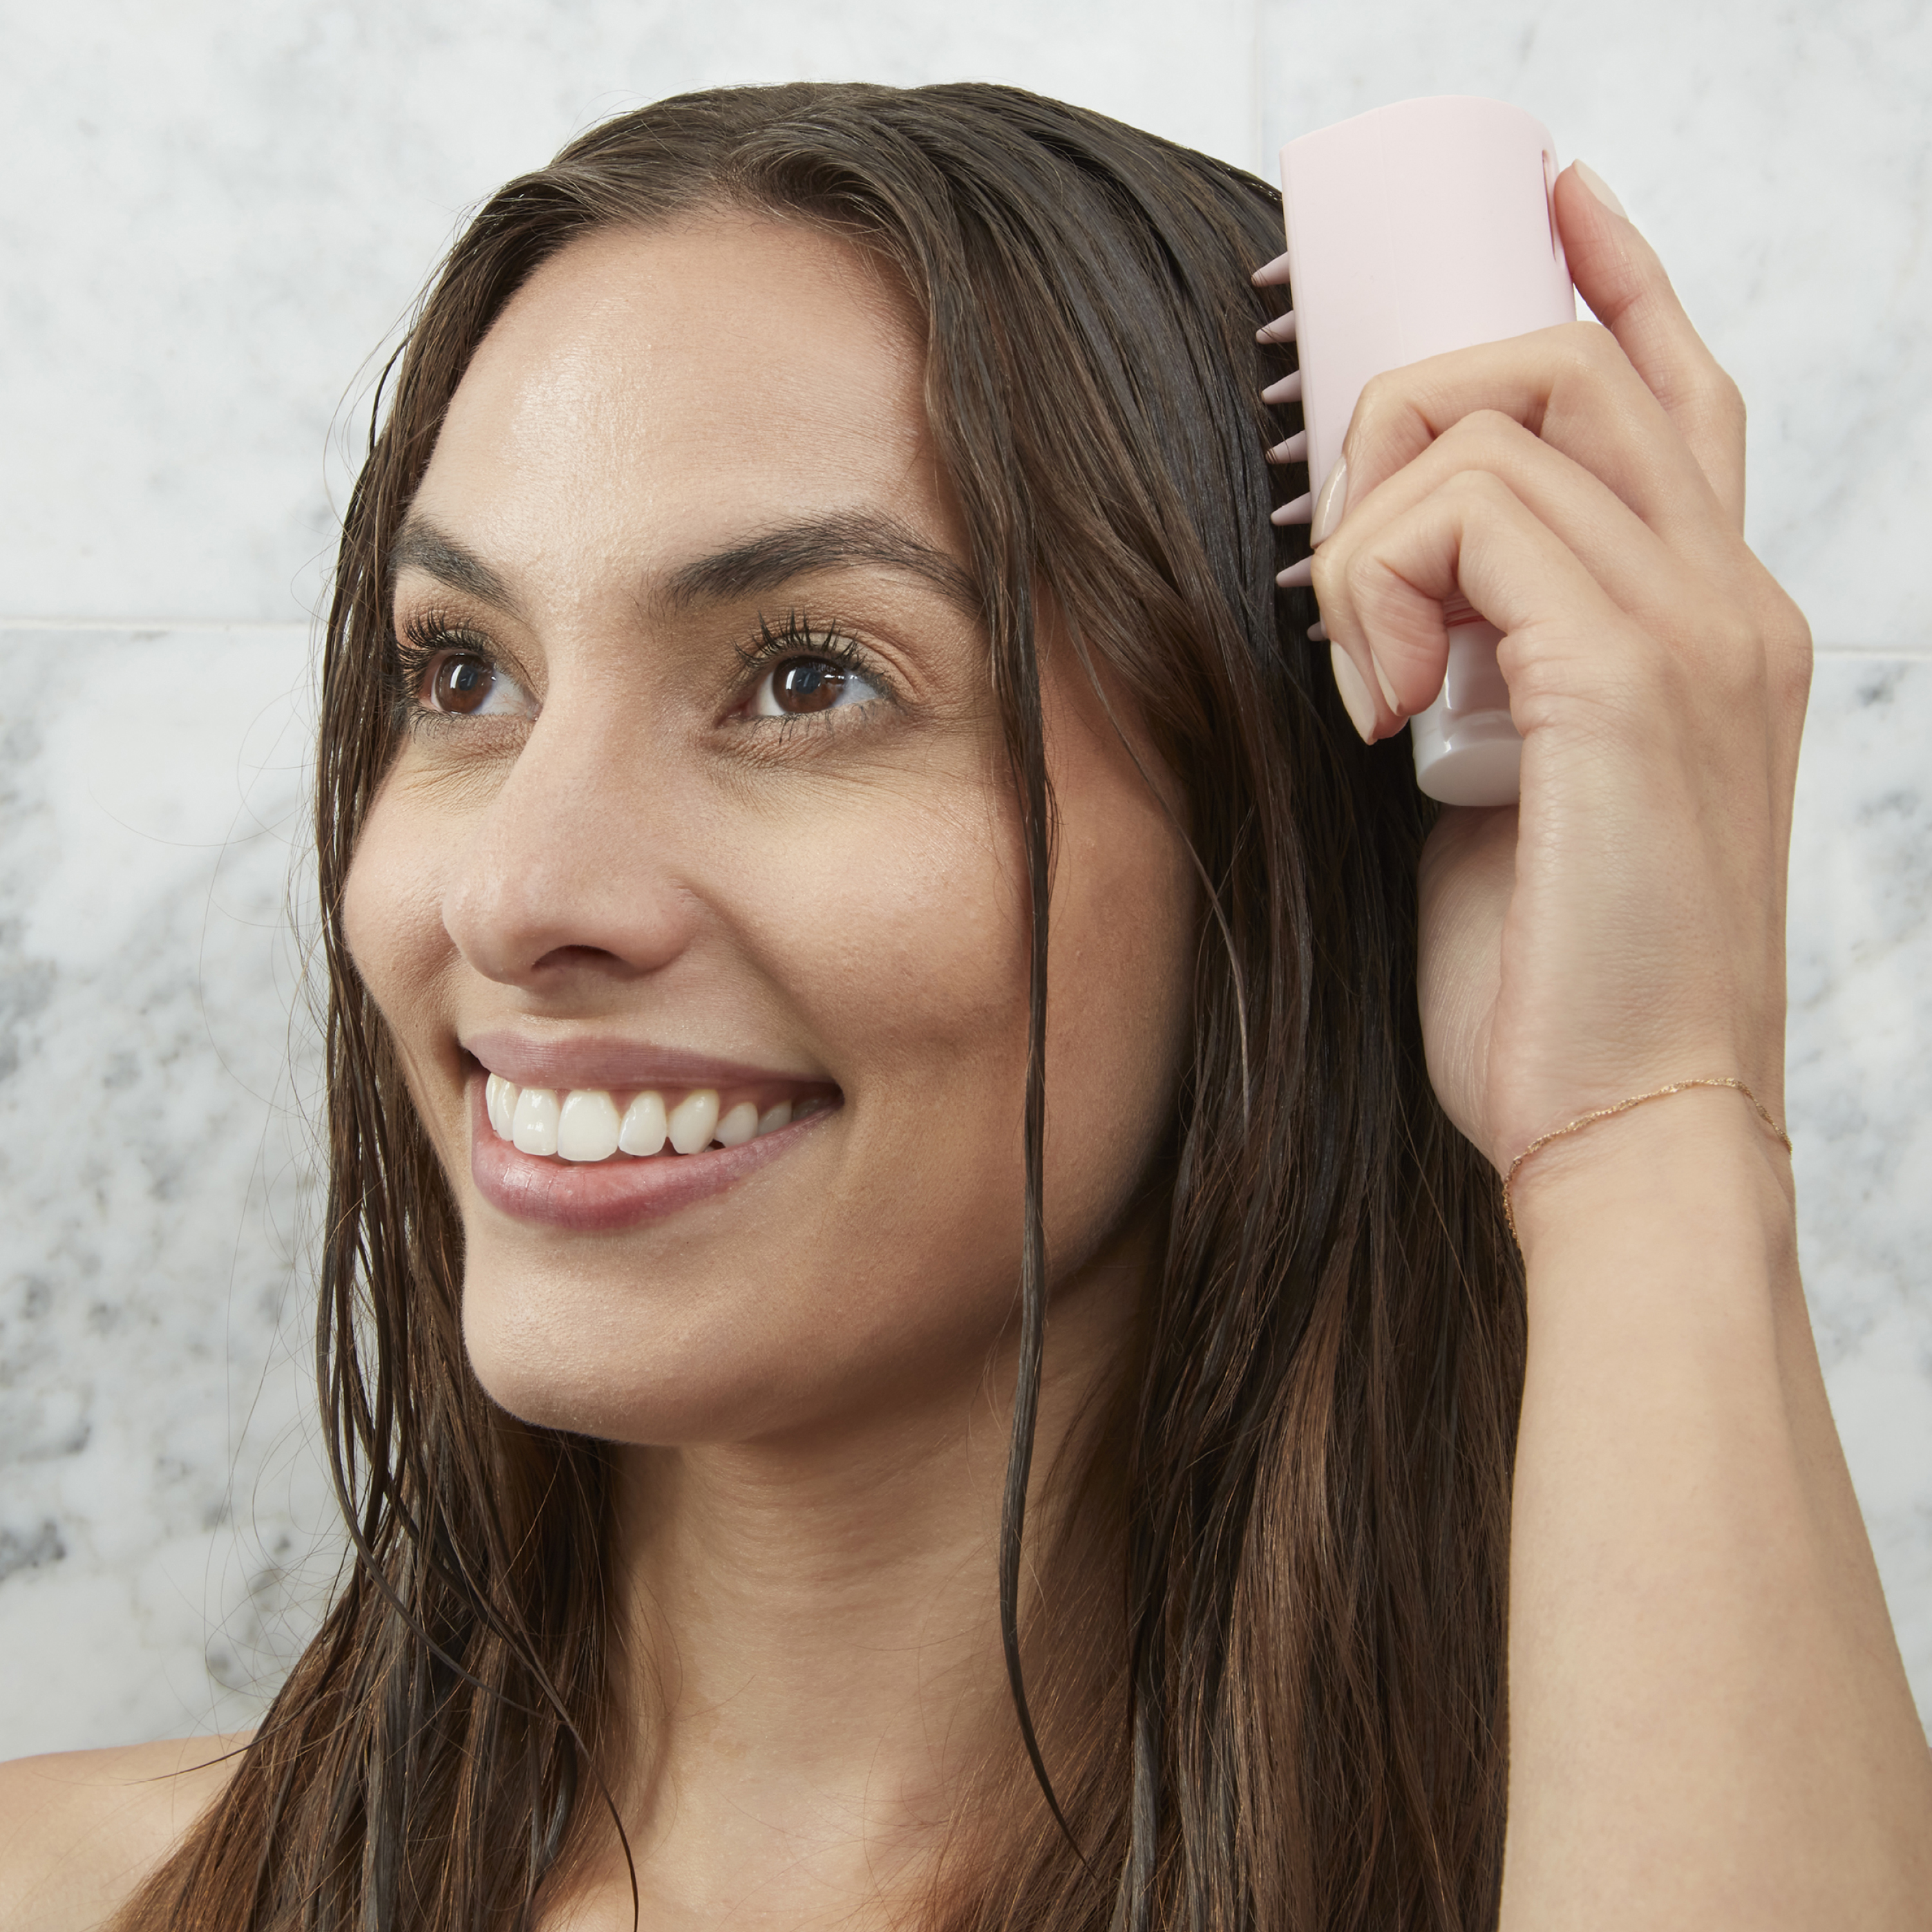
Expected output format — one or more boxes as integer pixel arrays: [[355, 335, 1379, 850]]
[[1506, 1081, 1798, 1293]]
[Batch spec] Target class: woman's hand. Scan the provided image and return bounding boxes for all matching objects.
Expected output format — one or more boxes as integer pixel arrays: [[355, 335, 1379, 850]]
[[1307, 166, 1932, 1931], [1307, 163, 1812, 1188]]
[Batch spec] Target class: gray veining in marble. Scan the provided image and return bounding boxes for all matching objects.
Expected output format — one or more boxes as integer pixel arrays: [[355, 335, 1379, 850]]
[[1257, 0, 1932, 649], [3, 0, 1929, 1760], [0, 630, 334, 1756]]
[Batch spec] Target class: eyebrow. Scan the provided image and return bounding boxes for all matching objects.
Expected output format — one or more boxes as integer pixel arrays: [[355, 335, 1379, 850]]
[[389, 519, 520, 614], [388, 511, 981, 623], [659, 511, 981, 620]]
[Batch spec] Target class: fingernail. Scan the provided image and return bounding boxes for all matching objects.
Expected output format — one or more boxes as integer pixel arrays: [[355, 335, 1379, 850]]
[[1255, 308, 1297, 345], [1330, 645, 1378, 742], [1309, 453, 1349, 546], [1267, 430, 1307, 465], [1307, 619, 1329, 642], [1271, 492, 1312, 527], [1573, 160, 1628, 221], [1370, 653, 1400, 712], [1260, 368, 1303, 404], [1276, 556, 1314, 589], [1251, 251, 1292, 287]]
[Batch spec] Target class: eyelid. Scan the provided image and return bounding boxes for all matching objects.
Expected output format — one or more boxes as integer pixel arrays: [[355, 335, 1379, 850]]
[[391, 607, 538, 722], [733, 611, 895, 699]]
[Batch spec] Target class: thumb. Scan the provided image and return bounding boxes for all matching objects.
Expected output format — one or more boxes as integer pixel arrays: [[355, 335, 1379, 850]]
[[1557, 162, 1747, 529]]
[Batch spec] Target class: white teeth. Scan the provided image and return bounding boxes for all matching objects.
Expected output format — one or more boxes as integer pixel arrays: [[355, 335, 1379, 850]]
[[488, 1078, 813, 1160], [486, 1073, 519, 1139], [511, 1086, 560, 1156], [618, 1090, 668, 1156], [668, 1088, 721, 1155], [557, 1088, 622, 1162]]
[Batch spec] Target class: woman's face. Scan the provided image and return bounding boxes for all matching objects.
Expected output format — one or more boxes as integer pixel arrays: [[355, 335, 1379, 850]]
[[343, 216, 1196, 1446]]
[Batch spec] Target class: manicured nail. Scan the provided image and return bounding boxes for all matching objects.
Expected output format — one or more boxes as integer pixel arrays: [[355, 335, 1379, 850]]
[[1267, 430, 1307, 465], [1271, 492, 1312, 527], [1370, 652, 1400, 712], [1261, 368, 1303, 404], [1251, 251, 1292, 287], [1307, 620, 1329, 641], [1330, 645, 1378, 741], [1255, 308, 1297, 345], [1309, 453, 1349, 545], [1573, 160, 1627, 221], [1276, 556, 1314, 589]]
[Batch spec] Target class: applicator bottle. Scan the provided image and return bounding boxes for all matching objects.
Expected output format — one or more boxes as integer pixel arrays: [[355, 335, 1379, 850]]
[[1276, 97, 1577, 805]]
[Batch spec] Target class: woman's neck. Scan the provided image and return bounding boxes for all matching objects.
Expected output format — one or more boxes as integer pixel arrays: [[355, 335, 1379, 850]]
[[569, 1245, 1143, 1931]]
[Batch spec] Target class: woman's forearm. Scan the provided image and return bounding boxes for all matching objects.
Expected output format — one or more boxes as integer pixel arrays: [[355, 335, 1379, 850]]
[[1499, 1090, 1932, 1929]]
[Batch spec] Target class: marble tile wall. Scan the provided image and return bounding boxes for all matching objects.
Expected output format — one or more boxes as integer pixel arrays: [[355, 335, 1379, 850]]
[[1, 0, 1927, 1759]]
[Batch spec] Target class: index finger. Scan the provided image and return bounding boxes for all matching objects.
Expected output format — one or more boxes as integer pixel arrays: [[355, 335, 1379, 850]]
[[1334, 323, 1737, 571], [1554, 161, 1747, 530]]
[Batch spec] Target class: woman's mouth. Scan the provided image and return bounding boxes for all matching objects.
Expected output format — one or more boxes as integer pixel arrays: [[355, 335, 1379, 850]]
[[467, 1065, 839, 1232], [484, 1072, 831, 1161]]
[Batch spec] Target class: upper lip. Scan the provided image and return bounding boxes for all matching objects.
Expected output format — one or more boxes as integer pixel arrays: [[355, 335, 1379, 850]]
[[462, 1030, 831, 1094]]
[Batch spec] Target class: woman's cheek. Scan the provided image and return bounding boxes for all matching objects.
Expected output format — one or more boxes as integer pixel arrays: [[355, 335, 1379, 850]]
[[341, 788, 462, 1057]]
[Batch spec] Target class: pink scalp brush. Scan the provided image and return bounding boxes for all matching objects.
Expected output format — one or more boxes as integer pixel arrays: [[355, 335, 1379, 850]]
[[1256, 97, 1577, 806]]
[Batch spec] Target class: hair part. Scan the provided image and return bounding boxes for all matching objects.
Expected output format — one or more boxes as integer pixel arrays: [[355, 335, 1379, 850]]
[[118, 80, 1524, 1932]]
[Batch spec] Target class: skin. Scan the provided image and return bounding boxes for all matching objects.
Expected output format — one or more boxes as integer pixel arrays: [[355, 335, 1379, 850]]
[[348, 216, 1191, 1927], [5, 169, 1930, 1931]]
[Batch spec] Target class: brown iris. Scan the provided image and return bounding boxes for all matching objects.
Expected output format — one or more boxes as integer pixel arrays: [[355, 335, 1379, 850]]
[[430, 656, 496, 715], [770, 657, 848, 715]]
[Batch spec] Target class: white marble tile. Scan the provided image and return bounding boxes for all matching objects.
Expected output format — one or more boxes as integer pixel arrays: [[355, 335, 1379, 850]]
[[0, 627, 337, 1758], [3, 0, 1930, 1763], [1256, 0, 1932, 648], [1788, 657, 1932, 1721], [0, 0, 1251, 627]]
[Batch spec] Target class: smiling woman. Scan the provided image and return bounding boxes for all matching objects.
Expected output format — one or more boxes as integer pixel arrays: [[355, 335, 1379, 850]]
[[3, 77, 1928, 1932]]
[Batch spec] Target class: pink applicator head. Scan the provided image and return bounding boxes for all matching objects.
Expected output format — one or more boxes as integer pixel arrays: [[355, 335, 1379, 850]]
[[1275, 97, 1576, 805]]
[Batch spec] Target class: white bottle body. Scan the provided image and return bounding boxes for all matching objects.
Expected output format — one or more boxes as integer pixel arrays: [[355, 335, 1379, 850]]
[[1278, 97, 1575, 805]]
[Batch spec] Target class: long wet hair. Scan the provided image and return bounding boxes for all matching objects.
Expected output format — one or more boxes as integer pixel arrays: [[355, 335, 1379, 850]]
[[118, 81, 1524, 1932]]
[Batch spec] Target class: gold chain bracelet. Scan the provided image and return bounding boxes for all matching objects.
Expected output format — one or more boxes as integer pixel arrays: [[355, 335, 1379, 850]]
[[1501, 1076, 1792, 1246]]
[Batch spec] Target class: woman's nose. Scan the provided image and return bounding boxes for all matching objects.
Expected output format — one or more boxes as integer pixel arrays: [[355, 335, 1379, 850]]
[[440, 703, 701, 991]]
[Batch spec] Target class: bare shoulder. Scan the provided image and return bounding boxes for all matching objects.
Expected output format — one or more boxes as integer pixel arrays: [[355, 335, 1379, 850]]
[[0, 1733, 248, 1932]]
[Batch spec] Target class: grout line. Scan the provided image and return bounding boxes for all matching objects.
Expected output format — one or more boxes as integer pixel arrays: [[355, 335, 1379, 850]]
[[0, 618, 313, 634], [1812, 644, 1932, 658]]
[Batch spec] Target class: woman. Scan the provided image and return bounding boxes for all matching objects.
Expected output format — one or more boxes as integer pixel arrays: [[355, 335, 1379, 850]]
[[2, 80, 1926, 1931]]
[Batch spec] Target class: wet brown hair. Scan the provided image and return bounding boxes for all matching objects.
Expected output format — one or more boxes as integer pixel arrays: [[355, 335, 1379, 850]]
[[118, 80, 1524, 1932]]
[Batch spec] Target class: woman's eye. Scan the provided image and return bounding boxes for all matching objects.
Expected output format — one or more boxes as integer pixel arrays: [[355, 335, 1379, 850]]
[[750, 655, 884, 719], [422, 653, 531, 719]]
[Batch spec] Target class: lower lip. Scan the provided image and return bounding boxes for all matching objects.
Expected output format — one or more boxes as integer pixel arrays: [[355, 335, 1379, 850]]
[[467, 1078, 833, 1233]]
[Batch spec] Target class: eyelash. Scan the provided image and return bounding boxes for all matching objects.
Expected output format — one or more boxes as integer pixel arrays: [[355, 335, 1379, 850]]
[[385, 607, 893, 735], [733, 611, 893, 730], [388, 609, 491, 734]]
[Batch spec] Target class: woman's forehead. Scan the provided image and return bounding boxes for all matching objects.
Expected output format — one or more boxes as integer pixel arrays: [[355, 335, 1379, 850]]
[[413, 217, 942, 592]]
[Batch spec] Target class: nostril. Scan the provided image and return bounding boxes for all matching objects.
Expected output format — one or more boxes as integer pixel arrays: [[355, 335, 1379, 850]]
[[531, 943, 633, 974]]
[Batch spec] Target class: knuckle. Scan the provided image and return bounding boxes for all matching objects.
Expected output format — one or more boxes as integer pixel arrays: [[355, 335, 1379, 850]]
[[1339, 545, 1383, 607], [1557, 320, 1619, 378], [1768, 595, 1814, 705], [1354, 368, 1400, 426], [1693, 365, 1747, 431], [1443, 467, 1514, 516], [1441, 408, 1528, 462]]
